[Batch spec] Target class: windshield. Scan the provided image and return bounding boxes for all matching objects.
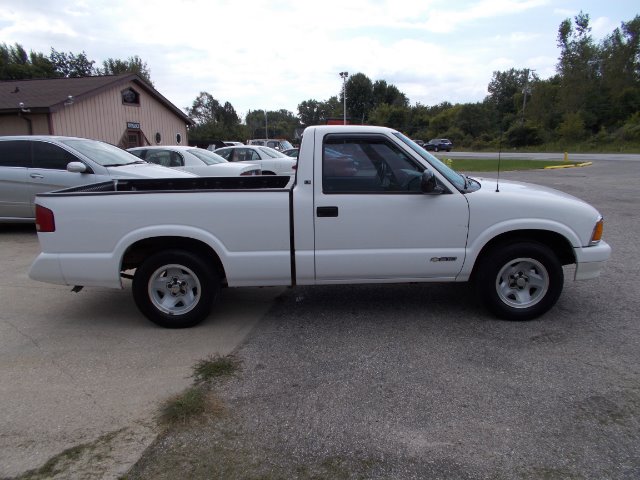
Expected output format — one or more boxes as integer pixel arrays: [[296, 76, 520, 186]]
[[393, 132, 466, 191], [187, 148, 227, 165], [258, 147, 287, 158], [60, 138, 141, 166], [278, 140, 294, 150]]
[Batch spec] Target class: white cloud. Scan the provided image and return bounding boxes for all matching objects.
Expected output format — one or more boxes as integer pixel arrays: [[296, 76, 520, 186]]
[[0, 0, 636, 118]]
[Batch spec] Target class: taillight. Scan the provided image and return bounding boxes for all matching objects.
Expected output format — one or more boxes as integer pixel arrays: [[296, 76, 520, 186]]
[[35, 205, 55, 232]]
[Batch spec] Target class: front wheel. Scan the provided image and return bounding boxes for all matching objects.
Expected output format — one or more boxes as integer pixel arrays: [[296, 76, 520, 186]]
[[132, 250, 220, 328], [476, 242, 563, 321]]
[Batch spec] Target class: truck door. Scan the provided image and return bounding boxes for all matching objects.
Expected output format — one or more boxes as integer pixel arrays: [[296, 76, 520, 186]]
[[313, 133, 469, 282]]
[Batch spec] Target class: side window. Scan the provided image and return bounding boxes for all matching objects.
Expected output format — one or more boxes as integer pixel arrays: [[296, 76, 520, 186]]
[[249, 150, 261, 161], [322, 136, 424, 193], [217, 149, 232, 160], [0, 141, 30, 167], [146, 150, 173, 167], [32, 142, 79, 170], [169, 151, 184, 167]]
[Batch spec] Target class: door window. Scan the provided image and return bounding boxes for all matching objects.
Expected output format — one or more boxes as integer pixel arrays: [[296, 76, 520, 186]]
[[322, 135, 424, 193], [0, 141, 30, 167], [32, 142, 78, 170]]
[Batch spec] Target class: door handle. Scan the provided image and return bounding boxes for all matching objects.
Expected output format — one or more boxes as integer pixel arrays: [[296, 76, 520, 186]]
[[29, 173, 44, 179], [317, 206, 339, 217]]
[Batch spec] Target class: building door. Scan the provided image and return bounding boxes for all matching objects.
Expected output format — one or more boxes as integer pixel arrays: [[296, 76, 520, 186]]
[[126, 130, 142, 148]]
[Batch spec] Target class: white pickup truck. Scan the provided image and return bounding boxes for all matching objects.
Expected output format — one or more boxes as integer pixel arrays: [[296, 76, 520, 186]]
[[29, 126, 611, 328]]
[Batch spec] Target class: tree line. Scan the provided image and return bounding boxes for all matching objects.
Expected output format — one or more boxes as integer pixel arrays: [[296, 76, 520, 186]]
[[188, 12, 640, 150], [3, 11, 639, 150], [0, 43, 153, 85]]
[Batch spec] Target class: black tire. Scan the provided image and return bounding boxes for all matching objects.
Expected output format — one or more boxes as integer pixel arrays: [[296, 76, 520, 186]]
[[132, 250, 220, 328], [475, 241, 563, 321]]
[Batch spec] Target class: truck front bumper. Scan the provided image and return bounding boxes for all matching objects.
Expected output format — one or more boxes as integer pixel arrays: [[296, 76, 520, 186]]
[[573, 241, 611, 280]]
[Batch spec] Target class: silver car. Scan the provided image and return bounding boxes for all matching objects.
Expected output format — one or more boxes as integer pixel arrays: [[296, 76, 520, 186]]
[[127, 146, 261, 176], [0, 136, 194, 223], [213, 145, 297, 175]]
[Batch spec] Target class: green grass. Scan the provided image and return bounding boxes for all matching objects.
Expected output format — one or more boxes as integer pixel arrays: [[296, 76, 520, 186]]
[[191, 354, 241, 384], [157, 355, 240, 426], [439, 158, 580, 172]]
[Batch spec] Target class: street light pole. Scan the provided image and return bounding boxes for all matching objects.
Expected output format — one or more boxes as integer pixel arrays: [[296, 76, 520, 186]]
[[339, 71, 349, 125], [265, 110, 268, 140]]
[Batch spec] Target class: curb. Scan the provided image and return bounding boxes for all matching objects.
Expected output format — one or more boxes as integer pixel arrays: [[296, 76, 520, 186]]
[[544, 162, 593, 170]]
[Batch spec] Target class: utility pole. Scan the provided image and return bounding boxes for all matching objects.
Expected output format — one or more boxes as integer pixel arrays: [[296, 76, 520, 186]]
[[339, 71, 349, 125], [521, 69, 535, 125], [265, 110, 268, 139]]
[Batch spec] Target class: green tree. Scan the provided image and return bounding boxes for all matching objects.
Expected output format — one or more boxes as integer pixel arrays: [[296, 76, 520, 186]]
[[487, 68, 538, 123], [0, 43, 56, 79], [368, 103, 410, 130], [556, 12, 602, 130], [372, 80, 409, 108], [49, 48, 95, 77], [600, 16, 640, 125], [187, 92, 222, 126], [298, 99, 323, 126], [98, 55, 153, 85], [344, 72, 373, 123]]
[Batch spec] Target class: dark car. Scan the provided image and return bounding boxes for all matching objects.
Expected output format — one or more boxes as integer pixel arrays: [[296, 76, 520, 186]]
[[424, 138, 453, 152]]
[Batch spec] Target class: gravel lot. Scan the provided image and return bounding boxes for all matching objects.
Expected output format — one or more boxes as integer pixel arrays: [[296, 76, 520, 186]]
[[126, 160, 640, 479]]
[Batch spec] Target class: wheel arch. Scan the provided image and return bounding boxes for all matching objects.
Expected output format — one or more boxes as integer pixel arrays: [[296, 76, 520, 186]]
[[121, 236, 227, 284], [469, 229, 575, 281]]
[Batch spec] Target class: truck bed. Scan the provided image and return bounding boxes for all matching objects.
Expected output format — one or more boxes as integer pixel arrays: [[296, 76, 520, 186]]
[[39, 175, 293, 196]]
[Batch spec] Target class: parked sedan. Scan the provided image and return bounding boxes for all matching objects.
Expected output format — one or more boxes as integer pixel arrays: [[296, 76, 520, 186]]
[[282, 148, 299, 159], [214, 146, 297, 175], [424, 138, 453, 152], [128, 146, 261, 176], [0, 135, 194, 223]]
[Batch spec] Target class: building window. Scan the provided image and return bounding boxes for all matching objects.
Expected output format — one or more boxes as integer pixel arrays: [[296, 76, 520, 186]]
[[122, 88, 140, 106], [176, 133, 182, 144], [155, 132, 162, 144]]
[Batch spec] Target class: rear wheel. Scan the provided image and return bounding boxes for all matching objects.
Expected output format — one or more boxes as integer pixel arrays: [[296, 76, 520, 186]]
[[132, 250, 219, 328], [476, 241, 563, 320]]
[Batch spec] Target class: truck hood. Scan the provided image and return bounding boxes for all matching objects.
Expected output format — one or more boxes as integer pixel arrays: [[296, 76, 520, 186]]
[[106, 163, 195, 178], [466, 177, 602, 247]]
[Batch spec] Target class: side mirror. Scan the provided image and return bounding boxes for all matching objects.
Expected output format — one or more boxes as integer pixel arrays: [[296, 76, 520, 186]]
[[67, 162, 87, 173], [420, 170, 444, 194]]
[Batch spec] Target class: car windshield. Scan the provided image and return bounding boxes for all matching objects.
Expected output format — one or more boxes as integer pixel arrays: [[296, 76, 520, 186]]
[[258, 147, 287, 158], [187, 148, 227, 165], [60, 139, 142, 166], [279, 140, 294, 150], [393, 132, 466, 191]]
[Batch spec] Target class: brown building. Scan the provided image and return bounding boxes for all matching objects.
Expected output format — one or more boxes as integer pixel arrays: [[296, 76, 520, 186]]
[[0, 74, 193, 148]]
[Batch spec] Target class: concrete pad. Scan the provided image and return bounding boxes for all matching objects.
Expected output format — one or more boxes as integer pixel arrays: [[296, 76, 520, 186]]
[[0, 225, 284, 478]]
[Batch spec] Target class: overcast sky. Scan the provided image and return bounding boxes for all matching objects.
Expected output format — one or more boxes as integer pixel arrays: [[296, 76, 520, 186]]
[[0, 0, 637, 120]]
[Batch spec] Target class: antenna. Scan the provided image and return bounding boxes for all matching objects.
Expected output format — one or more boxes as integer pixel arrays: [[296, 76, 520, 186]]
[[495, 127, 502, 193]]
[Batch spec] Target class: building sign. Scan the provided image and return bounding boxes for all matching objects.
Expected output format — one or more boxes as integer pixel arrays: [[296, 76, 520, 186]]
[[127, 122, 141, 130]]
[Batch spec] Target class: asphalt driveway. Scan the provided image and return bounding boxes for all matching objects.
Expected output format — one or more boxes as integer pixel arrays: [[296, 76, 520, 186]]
[[2, 157, 639, 479], [127, 159, 640, 479]]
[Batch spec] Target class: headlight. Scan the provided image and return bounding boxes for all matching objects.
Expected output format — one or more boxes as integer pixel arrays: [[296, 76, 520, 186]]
[[590, 217, 604, 245]]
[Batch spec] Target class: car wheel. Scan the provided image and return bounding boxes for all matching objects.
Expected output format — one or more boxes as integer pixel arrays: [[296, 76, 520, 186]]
[[476, 241, 563, 320], [132, 250, 219, 328]]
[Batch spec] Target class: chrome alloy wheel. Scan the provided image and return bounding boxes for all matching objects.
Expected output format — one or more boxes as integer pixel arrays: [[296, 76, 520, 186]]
[[495, 257, 549, 309], [148, 264, 201, 316]]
